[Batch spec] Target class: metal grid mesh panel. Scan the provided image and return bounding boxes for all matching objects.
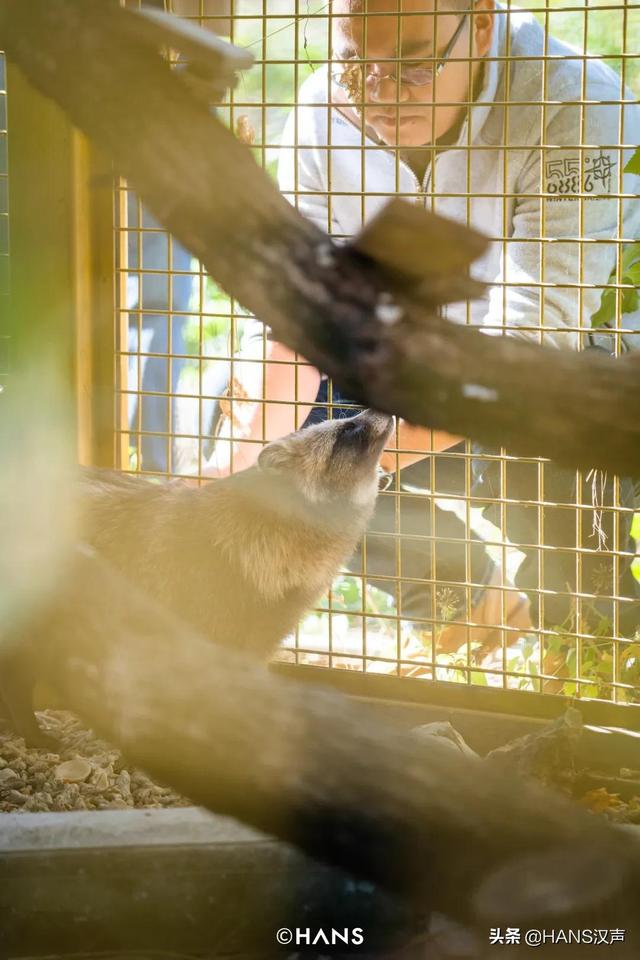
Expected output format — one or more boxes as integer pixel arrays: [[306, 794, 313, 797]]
[[115, 0, 640, 706]]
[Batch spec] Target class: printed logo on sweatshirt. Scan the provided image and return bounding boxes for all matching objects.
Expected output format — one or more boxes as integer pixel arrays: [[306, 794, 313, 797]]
[[544, 151, 616, 199]]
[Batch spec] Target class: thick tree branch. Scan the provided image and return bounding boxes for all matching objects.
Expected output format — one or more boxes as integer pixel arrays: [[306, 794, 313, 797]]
[[2, 0, 639, 476], [11, 544, 639, 953]]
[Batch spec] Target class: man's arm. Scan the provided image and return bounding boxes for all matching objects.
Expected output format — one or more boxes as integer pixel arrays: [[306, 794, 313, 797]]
[[379, 422, 463, 473], [203, 341, 321, 475], [207, 352, 462, 478]]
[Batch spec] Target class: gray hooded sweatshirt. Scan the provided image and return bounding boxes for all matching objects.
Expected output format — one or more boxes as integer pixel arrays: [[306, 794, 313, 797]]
[[268, 4, 640, 353]]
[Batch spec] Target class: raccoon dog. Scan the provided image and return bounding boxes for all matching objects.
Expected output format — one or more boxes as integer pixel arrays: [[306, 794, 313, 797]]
[[0, 410, 393, 743]]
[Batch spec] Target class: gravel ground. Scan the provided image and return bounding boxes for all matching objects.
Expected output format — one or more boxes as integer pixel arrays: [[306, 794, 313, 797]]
[[2, 708, 640, 821], [0, 710, 190, 813]]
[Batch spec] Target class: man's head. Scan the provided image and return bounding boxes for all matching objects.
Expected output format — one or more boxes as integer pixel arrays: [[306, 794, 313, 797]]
[[332, 0, 494, 148]]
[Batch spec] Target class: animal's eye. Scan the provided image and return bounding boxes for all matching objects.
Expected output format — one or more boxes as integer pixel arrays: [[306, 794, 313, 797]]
[[334, 417, 366, 449], [342, 418, 360, 431], [338, 421, 358, 439]]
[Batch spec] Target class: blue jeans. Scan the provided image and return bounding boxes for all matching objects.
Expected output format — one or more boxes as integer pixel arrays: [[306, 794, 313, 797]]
[[126, 201, 194, 473]]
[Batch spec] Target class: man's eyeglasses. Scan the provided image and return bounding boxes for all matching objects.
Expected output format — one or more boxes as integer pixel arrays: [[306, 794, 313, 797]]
[[332, 13, 468, 95]]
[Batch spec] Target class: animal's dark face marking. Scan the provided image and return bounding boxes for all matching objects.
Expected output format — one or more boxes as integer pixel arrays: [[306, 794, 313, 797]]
[[331, 416, 371, 456]]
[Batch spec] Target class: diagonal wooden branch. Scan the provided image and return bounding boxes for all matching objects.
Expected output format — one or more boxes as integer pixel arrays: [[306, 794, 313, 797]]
[[14, 543, 640, 952], [2, 0, 640, 476]]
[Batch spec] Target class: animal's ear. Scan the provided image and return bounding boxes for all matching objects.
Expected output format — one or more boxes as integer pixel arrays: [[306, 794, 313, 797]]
[[258, 439, 291, 473]]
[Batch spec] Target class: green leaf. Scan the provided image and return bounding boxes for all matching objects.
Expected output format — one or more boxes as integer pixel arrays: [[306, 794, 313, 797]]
[[623, 288, 639, 314], [624, 260, 640, 285], [591, 289, 616, 328], [470, 670, 488, 686], [630, 512, 640, 541], [624, 147, 640, 175], [593, 618, 613, 638], [621, 241, 640, 274]]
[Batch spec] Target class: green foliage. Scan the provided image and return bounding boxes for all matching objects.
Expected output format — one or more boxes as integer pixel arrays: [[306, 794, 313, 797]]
[[625, 147, 640, 176], [632, 514, 640, 585], [469, 670, 489, 686], [223, 0, 329, 172], [327, 575, 397, 617], [328, 575, 364, 613], [541, 604, 640, 702], [527, 0, 640, 95], [591, 242, 640, 329]]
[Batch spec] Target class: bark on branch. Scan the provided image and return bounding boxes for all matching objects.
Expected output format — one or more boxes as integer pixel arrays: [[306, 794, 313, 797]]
[[2, 0, 640, 476]]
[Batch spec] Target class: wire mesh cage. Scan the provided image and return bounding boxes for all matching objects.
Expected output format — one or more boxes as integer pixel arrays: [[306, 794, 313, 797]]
[[115, 0, 640, 708]]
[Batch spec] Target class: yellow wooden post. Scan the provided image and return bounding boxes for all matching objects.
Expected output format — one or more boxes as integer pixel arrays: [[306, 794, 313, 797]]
[[71, 134, 117, 468], [7, 62, 115, 468]]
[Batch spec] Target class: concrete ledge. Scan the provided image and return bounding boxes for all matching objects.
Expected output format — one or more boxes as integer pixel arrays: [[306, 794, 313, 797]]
[[0, 807, 415, 958], [0, 806, 269, 852]]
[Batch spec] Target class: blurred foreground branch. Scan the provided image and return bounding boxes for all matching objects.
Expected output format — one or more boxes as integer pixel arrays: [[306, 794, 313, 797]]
[[1, 0, 639, 476], [7, 543, 638, 954]]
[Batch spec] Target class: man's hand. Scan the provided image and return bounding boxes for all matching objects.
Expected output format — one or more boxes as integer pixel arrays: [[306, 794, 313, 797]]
[[379, 421, 463, 473]]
